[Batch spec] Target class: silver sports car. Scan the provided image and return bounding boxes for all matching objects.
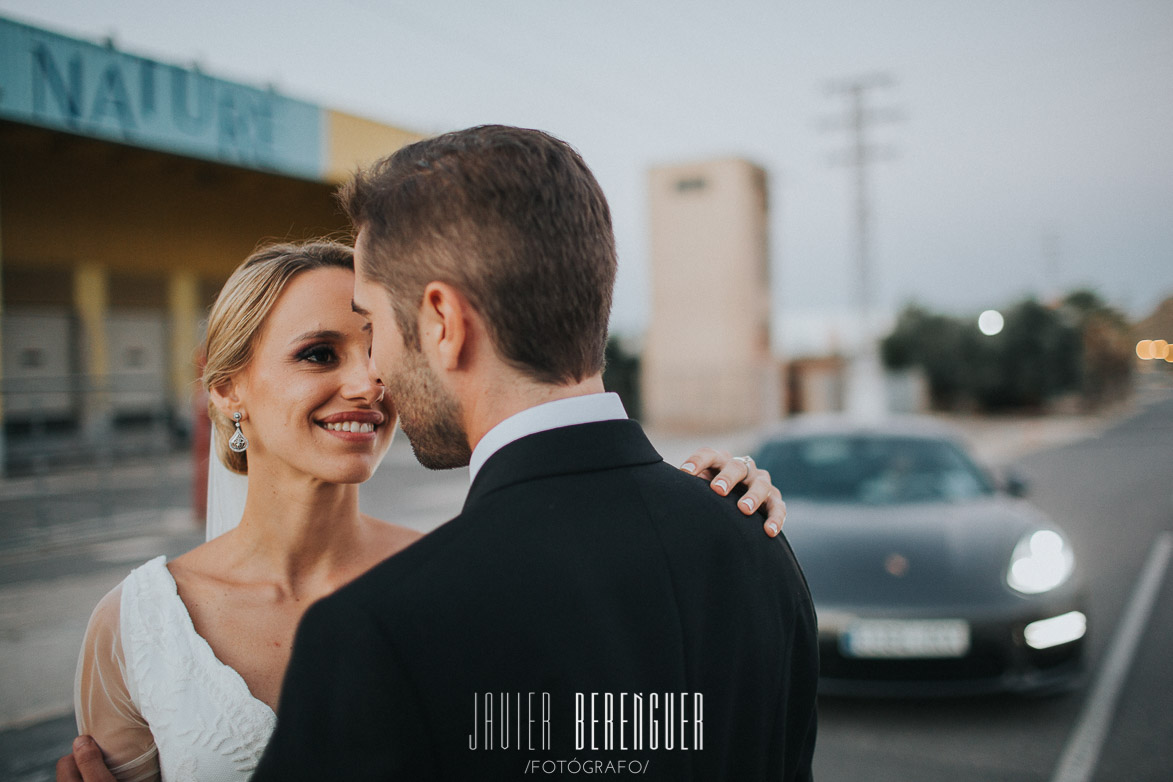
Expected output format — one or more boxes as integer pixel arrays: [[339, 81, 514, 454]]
[[755, 416, 1087, 696]]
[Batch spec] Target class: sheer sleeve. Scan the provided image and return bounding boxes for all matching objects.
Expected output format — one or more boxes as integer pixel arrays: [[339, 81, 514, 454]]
[[74, 585, 161, 782]]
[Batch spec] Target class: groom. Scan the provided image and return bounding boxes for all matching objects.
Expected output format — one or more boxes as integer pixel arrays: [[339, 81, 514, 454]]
[[252, 125, 818, 780]]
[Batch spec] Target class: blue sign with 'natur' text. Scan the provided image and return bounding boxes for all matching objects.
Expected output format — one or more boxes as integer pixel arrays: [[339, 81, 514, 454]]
[[0, 16, 325, 181]]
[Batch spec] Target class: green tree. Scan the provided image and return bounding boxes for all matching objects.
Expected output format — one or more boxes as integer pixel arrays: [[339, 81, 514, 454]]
[[1060, 290, 1134, 408], [975, 299, 1081, 410], [881, 305, 971, 409], [881, 294, 1117, 411]]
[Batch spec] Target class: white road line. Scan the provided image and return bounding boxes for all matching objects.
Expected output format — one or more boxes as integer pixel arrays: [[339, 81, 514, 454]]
[[1050, 530, 1173, 782]]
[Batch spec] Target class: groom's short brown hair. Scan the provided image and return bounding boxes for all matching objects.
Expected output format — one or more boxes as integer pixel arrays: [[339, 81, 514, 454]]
[[339, 125, 616, 385]]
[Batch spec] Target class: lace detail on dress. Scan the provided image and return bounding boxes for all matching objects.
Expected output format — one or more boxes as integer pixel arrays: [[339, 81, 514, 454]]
[[120, 556, 277, 782]]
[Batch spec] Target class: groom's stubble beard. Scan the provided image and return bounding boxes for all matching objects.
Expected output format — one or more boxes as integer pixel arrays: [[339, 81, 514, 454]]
[[387, 340, 472, 470]]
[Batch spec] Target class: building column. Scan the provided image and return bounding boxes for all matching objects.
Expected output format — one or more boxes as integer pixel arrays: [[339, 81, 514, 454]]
[[168, 270, 200, 427], [74, 262, 111, 440]]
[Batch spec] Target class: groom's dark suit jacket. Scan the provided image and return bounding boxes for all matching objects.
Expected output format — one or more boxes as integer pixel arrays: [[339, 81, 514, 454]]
[[253, 420, 818, 781]]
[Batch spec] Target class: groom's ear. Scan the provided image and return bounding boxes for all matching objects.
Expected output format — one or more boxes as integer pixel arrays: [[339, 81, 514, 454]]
[[420, 281, 472, 371]]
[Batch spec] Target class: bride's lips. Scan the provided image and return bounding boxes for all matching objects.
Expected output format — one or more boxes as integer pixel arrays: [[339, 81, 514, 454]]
[[315, 410, 385, 441]]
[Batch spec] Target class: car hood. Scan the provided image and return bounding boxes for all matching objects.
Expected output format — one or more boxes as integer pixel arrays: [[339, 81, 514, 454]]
[[781, 495, 1057, 609]]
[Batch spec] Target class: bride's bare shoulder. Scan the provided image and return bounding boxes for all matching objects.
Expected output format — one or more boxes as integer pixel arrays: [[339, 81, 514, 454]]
[[165, 534, 237, 583]]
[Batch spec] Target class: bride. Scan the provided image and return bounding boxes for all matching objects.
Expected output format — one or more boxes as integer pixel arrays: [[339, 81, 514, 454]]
[[57, 240, 783, 782]]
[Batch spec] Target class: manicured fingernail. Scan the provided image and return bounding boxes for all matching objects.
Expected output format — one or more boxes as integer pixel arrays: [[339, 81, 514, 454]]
[[713, 479, 729, 493], [767, 522, 779, 537], [681, 462, 697, 473], [73, 736, 91, 750], [739, 497, 755, 511]]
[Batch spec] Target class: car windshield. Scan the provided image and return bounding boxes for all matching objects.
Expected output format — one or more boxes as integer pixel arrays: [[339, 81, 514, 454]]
[[755, 435, 996, 505]]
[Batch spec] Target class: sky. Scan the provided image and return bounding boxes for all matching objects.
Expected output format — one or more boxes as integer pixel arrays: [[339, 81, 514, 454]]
[[2, 0, 1170, 354]]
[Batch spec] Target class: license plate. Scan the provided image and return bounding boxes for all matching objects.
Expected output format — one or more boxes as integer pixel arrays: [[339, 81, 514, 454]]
[[841, 619, 971, 659]]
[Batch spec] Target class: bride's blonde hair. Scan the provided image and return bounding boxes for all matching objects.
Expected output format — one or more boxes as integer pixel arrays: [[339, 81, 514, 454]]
[[202, 240, 355, 474]]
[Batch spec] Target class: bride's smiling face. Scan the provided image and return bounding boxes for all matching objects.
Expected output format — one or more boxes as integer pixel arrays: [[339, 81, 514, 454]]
[[227, 266, 396, 485]]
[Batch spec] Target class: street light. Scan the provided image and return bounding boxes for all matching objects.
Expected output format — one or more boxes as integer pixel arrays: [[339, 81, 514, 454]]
[[978, 309, 1004, 336]]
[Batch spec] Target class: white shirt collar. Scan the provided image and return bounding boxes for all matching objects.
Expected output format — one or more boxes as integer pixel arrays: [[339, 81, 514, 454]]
[[468, 392, 628, 484]]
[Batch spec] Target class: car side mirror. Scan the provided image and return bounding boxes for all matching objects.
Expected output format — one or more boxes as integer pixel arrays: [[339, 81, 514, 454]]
[[1003, 470, 1029, 498]]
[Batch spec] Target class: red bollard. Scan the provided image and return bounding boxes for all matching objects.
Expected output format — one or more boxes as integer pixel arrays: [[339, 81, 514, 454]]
[[191, 354, 210, 530]]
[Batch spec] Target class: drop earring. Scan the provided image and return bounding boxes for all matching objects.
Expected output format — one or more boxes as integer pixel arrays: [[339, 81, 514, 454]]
[[228, 411, 249, 453]]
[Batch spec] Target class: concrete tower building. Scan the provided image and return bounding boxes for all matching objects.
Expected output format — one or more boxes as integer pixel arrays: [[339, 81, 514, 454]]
[[641, 158, 777, 431]]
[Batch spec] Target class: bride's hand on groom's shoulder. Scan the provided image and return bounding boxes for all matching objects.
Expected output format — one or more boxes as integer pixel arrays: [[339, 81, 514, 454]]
[[679, 448, 786, 538], [56, 737, 115, 782]]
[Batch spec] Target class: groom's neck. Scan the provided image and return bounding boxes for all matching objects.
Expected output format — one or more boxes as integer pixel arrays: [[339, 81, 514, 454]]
[[460, 371, 607, 453]]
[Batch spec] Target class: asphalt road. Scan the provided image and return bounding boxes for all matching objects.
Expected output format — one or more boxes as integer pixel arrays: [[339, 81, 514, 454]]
[[812, 396, 1173, 782], [2, 399, 1170, 781]]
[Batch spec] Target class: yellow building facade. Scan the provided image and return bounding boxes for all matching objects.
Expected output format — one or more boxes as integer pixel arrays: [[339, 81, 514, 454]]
[[0, 16, 421, 471]]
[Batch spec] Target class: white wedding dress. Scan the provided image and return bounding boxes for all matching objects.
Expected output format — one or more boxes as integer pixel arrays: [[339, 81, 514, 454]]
[[74, 437, 267, 782]]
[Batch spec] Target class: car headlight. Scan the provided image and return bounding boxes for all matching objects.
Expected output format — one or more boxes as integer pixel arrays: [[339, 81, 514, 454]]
[[1007, 529, 1075, 594]]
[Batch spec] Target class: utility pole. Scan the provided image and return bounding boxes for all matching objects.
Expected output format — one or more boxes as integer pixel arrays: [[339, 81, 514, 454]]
[[823, 73, 900, 337], [822, 73, 901, 417]]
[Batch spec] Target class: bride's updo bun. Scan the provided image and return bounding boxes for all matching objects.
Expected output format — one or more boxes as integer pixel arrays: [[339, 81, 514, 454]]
[[202, 240, 355, 474]]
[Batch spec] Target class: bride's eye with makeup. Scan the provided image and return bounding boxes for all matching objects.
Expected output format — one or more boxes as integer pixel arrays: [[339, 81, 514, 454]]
[[295, 344, 338, 365]]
